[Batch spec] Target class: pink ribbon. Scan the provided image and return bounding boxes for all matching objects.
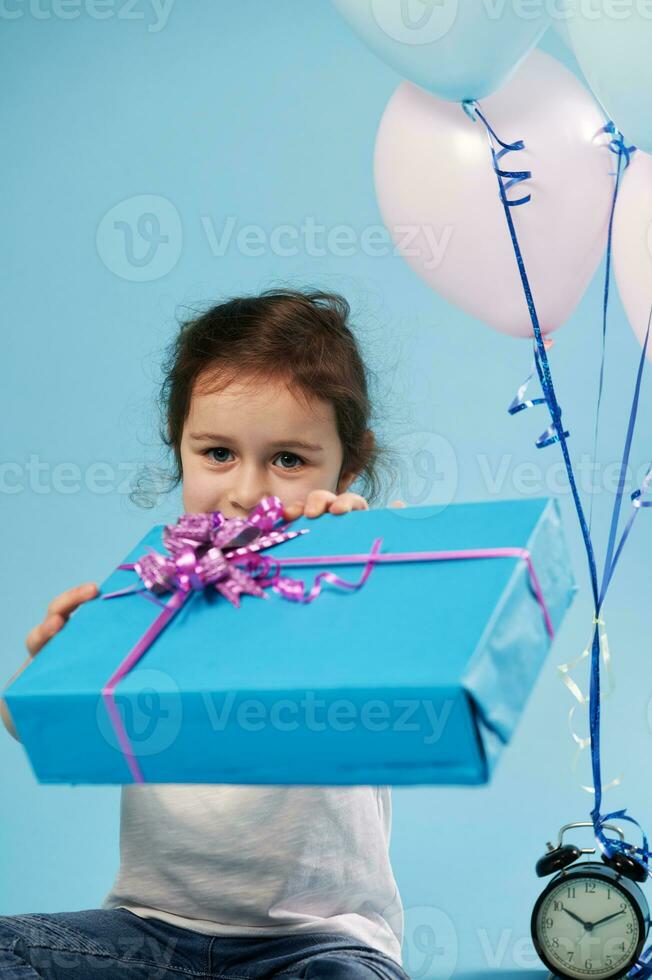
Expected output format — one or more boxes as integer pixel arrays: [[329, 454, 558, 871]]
[[100, 494, 554, 783]]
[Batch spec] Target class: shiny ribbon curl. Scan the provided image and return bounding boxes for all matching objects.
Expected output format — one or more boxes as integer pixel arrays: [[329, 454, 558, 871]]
[[503, 119, 634, 455], [99, 493, 555, 786], [588, 120, 636, 536], [101, 496, 313, 609], [558, 615, 622, 796], [461, 98, 652, 976]]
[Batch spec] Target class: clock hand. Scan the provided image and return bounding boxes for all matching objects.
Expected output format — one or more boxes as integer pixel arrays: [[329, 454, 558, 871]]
[[563, 908, 591, 930], [591, 910, 627, 929]]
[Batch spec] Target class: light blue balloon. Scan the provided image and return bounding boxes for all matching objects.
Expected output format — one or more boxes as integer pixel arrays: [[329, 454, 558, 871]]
[[330, 0, 550, 102], [564, 0, 652, 154]]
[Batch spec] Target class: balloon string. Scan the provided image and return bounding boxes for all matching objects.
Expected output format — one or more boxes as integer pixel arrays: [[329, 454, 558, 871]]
[[460, 101, 652, 976], [509, 342, 570, 448], [588, 122, 636, 536], [462, 98, 600, 607], [558, 616, 622, 795]]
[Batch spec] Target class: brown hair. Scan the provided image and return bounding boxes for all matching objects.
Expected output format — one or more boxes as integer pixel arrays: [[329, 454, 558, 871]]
[[131, 286, 396, 509]]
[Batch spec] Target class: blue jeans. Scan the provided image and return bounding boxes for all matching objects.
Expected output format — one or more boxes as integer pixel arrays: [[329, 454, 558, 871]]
[[0, 908, 411, 979]]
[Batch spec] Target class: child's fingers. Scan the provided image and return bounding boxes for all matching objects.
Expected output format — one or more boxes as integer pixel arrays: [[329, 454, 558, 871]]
[[328, 492, 369, 514], [287, 491, 370, 520], [25, 614, 66, 658], [389, 500, 406, 508], [283, 500, 305, 522], [304, 490, 337, 517], [46, 582, 98, 620], [25, 583, 99, 659]]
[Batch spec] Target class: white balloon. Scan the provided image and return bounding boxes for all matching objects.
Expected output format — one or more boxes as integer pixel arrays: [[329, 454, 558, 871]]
[[374, 49, 614, 338], [613, 149, 652, 361]]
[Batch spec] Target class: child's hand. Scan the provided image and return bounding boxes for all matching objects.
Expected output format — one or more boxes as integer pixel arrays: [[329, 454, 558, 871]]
[[25, 582, 99, 660], [2, 581, 100, 742], [283, 492, 406, 521]]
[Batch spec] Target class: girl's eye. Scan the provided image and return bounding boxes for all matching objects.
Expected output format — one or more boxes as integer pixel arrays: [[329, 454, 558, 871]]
[[274, 451, 305, 471], [202, 448, 305, 471], [204, 447, 233, 465]]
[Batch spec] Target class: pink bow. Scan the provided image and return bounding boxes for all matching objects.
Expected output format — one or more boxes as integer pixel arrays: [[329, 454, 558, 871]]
[[104, 494, 309, 609]]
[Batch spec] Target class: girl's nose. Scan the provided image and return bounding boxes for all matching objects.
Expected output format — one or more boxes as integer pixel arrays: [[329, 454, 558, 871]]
[[230, 487, 271, 516], [233, 501, 263, 518], [228, 463, 271, 516]]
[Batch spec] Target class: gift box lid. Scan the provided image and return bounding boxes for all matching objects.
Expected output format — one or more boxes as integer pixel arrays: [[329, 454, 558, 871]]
[[4, 496, 576, 785]]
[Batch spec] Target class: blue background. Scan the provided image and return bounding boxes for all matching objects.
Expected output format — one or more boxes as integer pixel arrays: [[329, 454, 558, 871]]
[[2, 4, 651, 978]]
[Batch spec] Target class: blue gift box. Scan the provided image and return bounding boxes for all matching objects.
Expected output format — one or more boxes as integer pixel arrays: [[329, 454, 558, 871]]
[[4, 497, 575, 786]]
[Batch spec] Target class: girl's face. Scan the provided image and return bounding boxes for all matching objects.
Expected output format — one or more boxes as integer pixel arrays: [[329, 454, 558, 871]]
[[179, 372, 358, 518]]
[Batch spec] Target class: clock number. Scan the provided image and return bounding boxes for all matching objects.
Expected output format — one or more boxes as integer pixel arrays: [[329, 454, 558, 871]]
[[567, 952, 574, 962], [606, 957, 613, 967], [618, 943, 625, 952], [585, 960, 593, 969], [619, 902, 626, 910], [553, 901, 563, 911], [552, 939, 560, 949], [567, 886, 576, 899], [607, 889, 612, 900], [585, 882, 596, 894], [545, 917, 554, 929], [626, 923, 634, 934]]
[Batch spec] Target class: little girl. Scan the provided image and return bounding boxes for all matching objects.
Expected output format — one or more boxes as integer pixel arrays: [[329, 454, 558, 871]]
[[1, 287, 411, 980]]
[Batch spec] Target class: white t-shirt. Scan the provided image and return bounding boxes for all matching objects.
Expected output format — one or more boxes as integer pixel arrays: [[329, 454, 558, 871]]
[[101, 783, 404, 966]]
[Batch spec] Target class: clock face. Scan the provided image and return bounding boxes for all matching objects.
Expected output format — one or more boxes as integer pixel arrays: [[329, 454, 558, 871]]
[[533, 872, 642, 980]]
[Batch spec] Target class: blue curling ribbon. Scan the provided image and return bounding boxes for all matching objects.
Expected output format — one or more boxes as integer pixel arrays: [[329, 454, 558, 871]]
[[508, 345, 570, 448], [461, 98, 652, 976], [504, 119, 634, 458], [603, 454, 652, 600], [599, 313, 651, 606], [588, 121, 637, 536]]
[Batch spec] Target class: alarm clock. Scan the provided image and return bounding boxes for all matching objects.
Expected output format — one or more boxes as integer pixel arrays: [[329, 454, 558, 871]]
[[531, 821, 650, 980]]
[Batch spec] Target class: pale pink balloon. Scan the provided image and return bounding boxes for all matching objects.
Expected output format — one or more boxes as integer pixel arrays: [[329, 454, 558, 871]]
[[613, 149, 652, 362], [373, 49, 615, 338]]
